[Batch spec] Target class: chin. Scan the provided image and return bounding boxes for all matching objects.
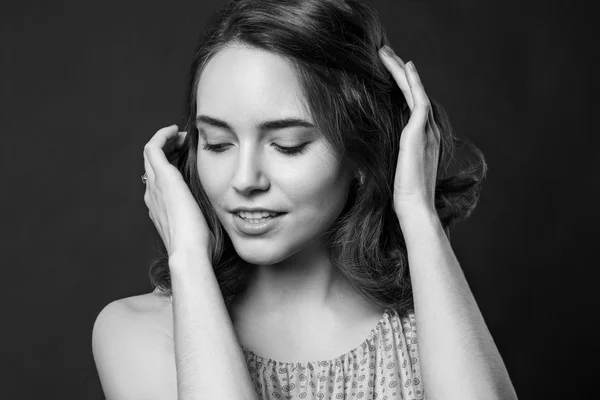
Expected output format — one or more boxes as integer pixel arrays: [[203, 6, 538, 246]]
[[234, 247, 288, 266], [228, 237, 298, 266]]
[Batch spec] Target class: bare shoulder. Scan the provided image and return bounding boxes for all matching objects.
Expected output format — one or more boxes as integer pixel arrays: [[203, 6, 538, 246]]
[[96, 290, 173, 337], [120, 290, 174, 337], [92, 291, 176, 400]]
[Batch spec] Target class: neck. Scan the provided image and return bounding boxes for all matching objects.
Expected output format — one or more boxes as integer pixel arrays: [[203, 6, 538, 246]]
[[229, 241, 378, 318]]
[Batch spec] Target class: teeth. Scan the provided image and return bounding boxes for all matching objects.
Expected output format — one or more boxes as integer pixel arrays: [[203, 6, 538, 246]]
[[237, 211, 278, 219]]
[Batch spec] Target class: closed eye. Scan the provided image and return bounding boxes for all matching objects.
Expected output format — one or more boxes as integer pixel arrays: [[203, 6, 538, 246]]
[[274, 143, 309, 155], [201, 142, 310, 156], [201, 143, 230, 153]]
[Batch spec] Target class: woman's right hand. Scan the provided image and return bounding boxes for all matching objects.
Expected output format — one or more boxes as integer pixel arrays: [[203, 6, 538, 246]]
[[143, 124, 214, 261]]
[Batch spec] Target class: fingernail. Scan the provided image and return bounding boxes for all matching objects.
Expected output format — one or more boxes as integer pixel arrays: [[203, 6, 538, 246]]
[[382, 45, 394, 56], [407, 61, 416, 71]]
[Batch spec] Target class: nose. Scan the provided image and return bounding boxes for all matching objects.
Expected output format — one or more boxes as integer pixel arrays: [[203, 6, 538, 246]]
[[230, 145, 270, 195]]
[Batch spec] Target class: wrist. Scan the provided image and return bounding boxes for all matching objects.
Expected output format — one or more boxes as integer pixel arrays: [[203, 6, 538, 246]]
[[396, 205, 442, 236], [169, 249, 212, 274]]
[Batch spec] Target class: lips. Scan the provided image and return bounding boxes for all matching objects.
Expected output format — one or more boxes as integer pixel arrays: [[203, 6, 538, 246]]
[[235, 210, 283, 220], [232, 212, 285, 235]]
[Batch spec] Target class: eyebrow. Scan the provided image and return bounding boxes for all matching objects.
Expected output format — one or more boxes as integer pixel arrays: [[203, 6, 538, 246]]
[[195, 115, 316, 133]]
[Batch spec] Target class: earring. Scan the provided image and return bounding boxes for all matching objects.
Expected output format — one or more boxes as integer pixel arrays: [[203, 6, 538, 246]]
[[357, 170, 365, 185]]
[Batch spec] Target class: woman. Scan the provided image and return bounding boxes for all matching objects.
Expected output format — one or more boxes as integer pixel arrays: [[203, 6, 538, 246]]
[[92, 0, 517, 399]]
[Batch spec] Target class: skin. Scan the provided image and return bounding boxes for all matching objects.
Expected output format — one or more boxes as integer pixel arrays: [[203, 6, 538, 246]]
[[194, 44, 375, 318]]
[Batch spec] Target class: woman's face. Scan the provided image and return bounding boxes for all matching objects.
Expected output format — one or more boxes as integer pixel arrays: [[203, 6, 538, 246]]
[[195, 44, 353, 265]]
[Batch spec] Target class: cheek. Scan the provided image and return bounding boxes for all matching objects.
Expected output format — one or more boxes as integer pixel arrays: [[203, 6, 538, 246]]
[[287, 158, 351, 221], [313, 173, 350, 215], [196, 158, 227, 205]]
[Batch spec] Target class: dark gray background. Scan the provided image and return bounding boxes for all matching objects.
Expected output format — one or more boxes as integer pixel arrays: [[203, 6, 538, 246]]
[[2, 0, 595, 398]]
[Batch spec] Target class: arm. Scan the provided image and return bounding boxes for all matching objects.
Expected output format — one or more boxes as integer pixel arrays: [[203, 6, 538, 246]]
[[377, 47, 517, 399], [401, 207, 518, 400], [169, 250, 258, 400], [140, 125, 258, 399]]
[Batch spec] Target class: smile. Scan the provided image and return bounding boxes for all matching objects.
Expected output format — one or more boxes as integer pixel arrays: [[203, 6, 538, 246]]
[[236, 210, 281, 220], [238, 215, 277, 223], [232, 212, 286, 235]]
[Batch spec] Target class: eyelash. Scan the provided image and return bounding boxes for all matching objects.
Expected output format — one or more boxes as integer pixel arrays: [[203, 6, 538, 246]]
[[201, 143, 309, 156]]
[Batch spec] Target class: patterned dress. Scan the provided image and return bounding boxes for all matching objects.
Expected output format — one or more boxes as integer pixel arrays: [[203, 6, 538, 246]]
[[153, 288, 425, 399], [242, 308, 425, 400]]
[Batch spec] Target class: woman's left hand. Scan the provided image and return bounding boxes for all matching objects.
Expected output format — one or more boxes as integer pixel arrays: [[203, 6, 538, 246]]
[[378, 46, 441, 226]]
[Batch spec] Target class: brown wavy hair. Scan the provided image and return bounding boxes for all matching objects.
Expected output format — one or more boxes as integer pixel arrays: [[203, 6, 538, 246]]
[[148, 0, 487, 315]]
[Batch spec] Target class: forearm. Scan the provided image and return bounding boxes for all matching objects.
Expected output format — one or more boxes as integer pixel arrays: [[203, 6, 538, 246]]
[[400, 208, 517, 400], [169, 251, 258, 400]]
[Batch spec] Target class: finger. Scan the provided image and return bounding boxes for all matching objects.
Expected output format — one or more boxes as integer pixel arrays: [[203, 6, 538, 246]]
[[378, 46, 414, 111], [143, 149, 155, 182], [426, 111, 440, 145], [143, 149, 155, 208], [163, 130, 188, 153], [176, 130, 188, 147], [145, 124, 180, 171], [143, 149, 154, 208], [404, 61, 430, 129], [164, 131, 188, 164]]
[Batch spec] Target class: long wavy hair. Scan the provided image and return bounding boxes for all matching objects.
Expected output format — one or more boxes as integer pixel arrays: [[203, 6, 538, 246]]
[[148, 0, 487, 315]]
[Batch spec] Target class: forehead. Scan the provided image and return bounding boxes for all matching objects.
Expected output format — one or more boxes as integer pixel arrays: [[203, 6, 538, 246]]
[[195, 45, 311, 122]]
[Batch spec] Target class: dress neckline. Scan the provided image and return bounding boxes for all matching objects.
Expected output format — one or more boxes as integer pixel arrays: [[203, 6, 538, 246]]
[[240, 308, 393, 366]]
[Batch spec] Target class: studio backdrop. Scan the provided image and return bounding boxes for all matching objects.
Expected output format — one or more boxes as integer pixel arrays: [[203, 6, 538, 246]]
[[1, 0, 595, 398]]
